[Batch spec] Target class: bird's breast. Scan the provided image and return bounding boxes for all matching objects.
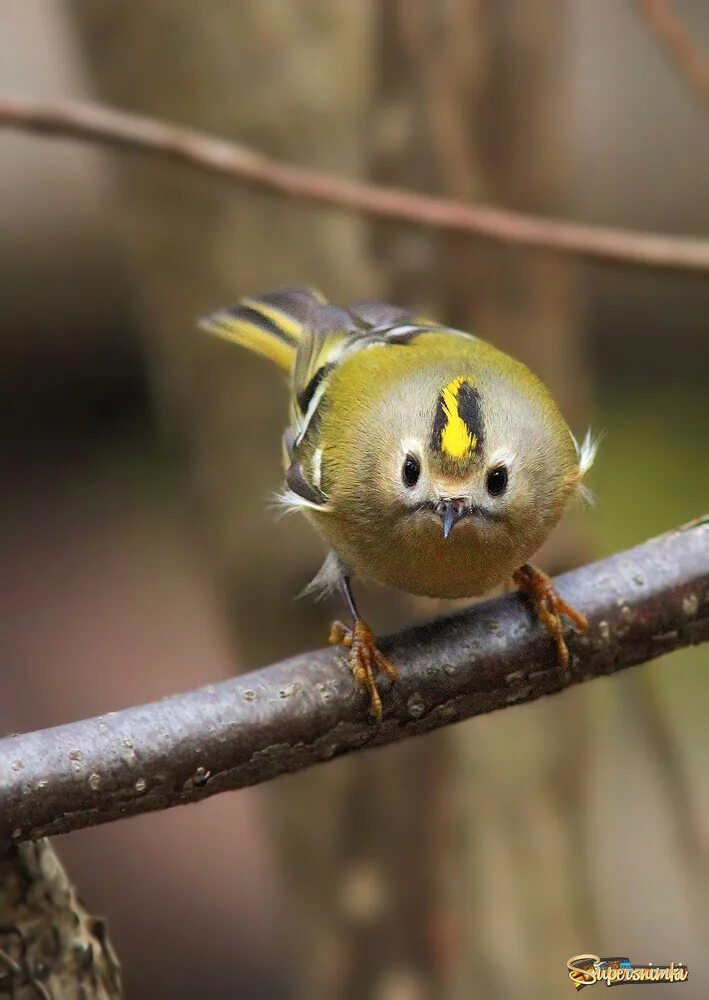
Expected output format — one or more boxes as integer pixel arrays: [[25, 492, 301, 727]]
[[311, 508, 531, 599]]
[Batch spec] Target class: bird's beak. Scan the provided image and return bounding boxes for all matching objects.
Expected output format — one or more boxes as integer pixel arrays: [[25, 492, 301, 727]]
[[436, 499, 469, 539]]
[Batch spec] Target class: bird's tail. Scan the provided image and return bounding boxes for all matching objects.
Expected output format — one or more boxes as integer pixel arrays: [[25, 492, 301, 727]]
[[199, 286, 327, 373]]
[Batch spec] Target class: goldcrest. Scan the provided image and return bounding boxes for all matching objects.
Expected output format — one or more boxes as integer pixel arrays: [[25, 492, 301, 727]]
[[201, 287, 597, 719]]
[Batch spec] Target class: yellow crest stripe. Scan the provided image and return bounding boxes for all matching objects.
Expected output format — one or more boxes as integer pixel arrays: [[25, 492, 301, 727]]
[[439, 377, 477, 459]]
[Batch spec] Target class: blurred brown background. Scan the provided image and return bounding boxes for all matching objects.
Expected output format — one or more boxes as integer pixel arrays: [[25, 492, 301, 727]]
[[1, 2, 708, 998]]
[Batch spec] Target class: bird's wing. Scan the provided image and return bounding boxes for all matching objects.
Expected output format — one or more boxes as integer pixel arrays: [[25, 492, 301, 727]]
[[291, 298, 454, 440]]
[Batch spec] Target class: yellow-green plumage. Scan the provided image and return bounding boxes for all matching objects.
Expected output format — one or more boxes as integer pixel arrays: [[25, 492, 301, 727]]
[[200, 287, 593, 601]]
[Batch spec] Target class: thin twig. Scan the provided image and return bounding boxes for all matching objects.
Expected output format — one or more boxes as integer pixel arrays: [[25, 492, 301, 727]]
[[638, 0, 709, 109], [1, 95, 709, 274], [0, 518, 707, 845]]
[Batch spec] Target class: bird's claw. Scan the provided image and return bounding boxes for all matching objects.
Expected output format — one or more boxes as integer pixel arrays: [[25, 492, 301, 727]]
[[513, 564, 588, 678], [329, 617, 399, 721]]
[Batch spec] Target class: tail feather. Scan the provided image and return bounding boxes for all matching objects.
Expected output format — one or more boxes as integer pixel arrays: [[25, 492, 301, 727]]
[[199, 285, 326, 373]]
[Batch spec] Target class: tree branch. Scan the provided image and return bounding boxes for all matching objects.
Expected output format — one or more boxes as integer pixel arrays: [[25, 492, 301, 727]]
[[1, 518, 707, 845], [1, 95, 709, 275], [638, 0, 709, 110]]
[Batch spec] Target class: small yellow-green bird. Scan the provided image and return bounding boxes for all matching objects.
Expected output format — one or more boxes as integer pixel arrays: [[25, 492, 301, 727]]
[[200, 287, 596, 719]]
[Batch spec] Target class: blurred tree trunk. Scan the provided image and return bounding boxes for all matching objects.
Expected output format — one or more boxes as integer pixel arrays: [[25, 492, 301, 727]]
[[369, 4, 596, 997], [66, 3, 452, 998]]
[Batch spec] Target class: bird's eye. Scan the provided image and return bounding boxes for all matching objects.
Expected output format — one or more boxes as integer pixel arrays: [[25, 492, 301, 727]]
[[486, 464, 508, 497], [402, 453, 421, 488]]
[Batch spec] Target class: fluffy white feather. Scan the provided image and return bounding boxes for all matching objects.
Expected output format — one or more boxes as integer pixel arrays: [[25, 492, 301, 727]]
[[272, 488, 331, 515], [578, 427, 600, 475], [573, 427, 601, 506], [299, 550, 343, 600]]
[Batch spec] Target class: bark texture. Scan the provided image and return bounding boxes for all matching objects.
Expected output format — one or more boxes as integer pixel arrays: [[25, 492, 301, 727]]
[[0, 840, 121, 999]]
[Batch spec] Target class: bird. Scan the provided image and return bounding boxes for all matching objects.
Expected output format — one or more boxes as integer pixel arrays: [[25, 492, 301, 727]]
[[200, 286, 597, 720]]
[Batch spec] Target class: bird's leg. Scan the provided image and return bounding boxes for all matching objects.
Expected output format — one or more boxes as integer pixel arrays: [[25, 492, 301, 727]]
[[329, 576, 399, 720], [512, 563, 588, 679]]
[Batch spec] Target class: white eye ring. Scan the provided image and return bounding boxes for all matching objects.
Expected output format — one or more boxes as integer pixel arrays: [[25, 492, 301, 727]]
[[396, 439, 426, 499], [486, 447, 516, 471], [400, 437, 423, 460]]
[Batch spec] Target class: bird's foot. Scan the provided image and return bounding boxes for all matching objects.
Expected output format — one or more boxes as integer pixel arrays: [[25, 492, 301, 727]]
[[512, 563, 588, 679], [329, 617, 399, 721]]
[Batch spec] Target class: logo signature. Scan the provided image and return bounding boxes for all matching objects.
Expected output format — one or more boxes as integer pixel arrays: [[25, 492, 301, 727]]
[[567, 955, 688, 990]]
